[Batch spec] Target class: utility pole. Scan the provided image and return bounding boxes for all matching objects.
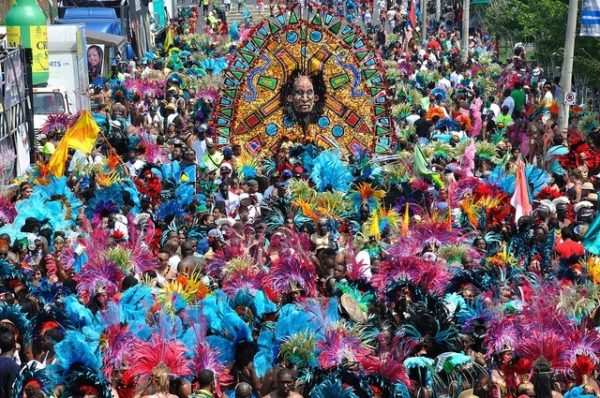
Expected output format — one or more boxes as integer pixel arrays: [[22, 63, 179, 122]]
[[461, 0, 470, 62], [436, 0, 441, 22], [558, 0, 579, 135], [422, 0, 427, 41]]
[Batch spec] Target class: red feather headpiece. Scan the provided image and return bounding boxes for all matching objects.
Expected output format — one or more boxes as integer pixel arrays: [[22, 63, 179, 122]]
[[123, 334, 192, 385], [573, 355, 595, 385]]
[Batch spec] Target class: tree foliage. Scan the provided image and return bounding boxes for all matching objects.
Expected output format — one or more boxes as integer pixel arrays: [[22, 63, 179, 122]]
[[484, 0, 600, 87]]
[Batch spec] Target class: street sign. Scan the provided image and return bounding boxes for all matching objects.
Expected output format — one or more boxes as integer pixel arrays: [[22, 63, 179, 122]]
[[564, 92, 577, 105], [581, 0, 600, 37]]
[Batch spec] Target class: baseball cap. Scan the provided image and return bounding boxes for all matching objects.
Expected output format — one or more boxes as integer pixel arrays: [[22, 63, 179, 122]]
[[292, 165, 304, 176], [220, 163, 233, 173]]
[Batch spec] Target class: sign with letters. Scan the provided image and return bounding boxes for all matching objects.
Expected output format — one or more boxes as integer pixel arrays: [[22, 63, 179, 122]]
[[582, 0, 600, 37]]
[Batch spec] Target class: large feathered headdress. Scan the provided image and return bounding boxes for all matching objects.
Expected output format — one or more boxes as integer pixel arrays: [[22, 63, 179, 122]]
[[0, 303, 31, 344], [123, 334, 193, 386], [262, 244, 318, 301], [11, 362, 53, 398], [50, 330, 112, 398], [310, 150, 353, 193], [74, 258, 125, 304]]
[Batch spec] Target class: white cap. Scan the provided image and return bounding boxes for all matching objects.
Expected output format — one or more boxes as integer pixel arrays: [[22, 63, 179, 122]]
[[574, 200, 594, 213], [539, 199, 556, 214], [552, 196, 570, 206]]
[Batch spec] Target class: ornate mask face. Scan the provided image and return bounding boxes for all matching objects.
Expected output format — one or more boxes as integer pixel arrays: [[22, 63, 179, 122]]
[[287, 75, 317, 114]]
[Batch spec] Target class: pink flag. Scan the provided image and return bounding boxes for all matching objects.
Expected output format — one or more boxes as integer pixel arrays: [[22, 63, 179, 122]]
[[510, 158, 532, 223]]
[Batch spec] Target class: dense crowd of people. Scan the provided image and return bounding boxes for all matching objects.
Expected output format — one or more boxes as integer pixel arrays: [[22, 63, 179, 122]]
[[1, 1, 600, 397]]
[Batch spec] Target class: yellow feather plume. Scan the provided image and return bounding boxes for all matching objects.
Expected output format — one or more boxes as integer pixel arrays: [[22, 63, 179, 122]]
[[223, 255, 259, 278], [364, 207, 400, 240], [287, 179, 317, 202], [365, 210, 381, 240], [401, 203, 410, 237], [584, 256, 600, 285], [158, 272, 210, 313], [316, 191, 347, 218]]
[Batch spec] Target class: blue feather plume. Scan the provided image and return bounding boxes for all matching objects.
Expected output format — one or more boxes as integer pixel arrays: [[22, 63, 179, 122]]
[[254, 327, 277, 378], [310, 151, 353, 192], [119, 284, 154, 324], [0, 303, 31, 344], [50, 330, 102, 382], [62, 295, 97, 330], [202, 291, 252, 343], [310, 378, 359, 398]]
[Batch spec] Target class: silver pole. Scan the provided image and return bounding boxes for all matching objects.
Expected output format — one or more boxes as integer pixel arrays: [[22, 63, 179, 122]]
[[422, 0, 428, 40], [558, 0, 579, 135], [461, 0, 469, 62]]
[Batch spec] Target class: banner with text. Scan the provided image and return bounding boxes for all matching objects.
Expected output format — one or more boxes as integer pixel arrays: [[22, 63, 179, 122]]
[[581, 0, 600, 37]]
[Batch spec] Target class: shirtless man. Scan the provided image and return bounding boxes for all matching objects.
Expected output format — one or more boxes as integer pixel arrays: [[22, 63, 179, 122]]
[[178, 240, 204, 276], [262, 369, 302, 398]]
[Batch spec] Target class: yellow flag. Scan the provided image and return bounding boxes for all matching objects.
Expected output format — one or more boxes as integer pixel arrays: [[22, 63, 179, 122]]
[[400, 203, 410, 237], [66, 110, 101, 154], [47, 136, 70, 177], [47, 110, 100, 177], [164, 27, 174, 52]]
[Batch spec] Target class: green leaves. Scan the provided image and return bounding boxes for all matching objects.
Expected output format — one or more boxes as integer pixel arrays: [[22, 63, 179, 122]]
[[485, 0, 600, 87]]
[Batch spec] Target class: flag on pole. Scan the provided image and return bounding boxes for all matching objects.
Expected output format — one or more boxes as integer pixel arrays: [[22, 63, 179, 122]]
[[510, 158, 532, 223], [409, 0, 417, 28], [47, 136, 70, 178], [164, 26, 175, 51], [413, 144, 433, 176], [583, 211, 600, 255], [581, 0, 600, 37], [48, 110, 101, 177], [400, 203, 410, 237], [65, 110, 101, 154]]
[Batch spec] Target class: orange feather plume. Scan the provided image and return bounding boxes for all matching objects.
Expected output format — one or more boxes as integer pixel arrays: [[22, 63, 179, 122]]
[[35, 162, 51, 185], [456, 114, 472, 132], [357, 182, 385, 201], [295, 199, 320, 221], [108, 151, 122, 170], [426, 106, 446, 121], [459, 196, 478, 229], [550, 101, 560, 117]]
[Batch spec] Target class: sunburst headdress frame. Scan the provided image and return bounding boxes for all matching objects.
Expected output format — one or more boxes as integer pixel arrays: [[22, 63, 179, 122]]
[[211, 7, 393, 157]]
